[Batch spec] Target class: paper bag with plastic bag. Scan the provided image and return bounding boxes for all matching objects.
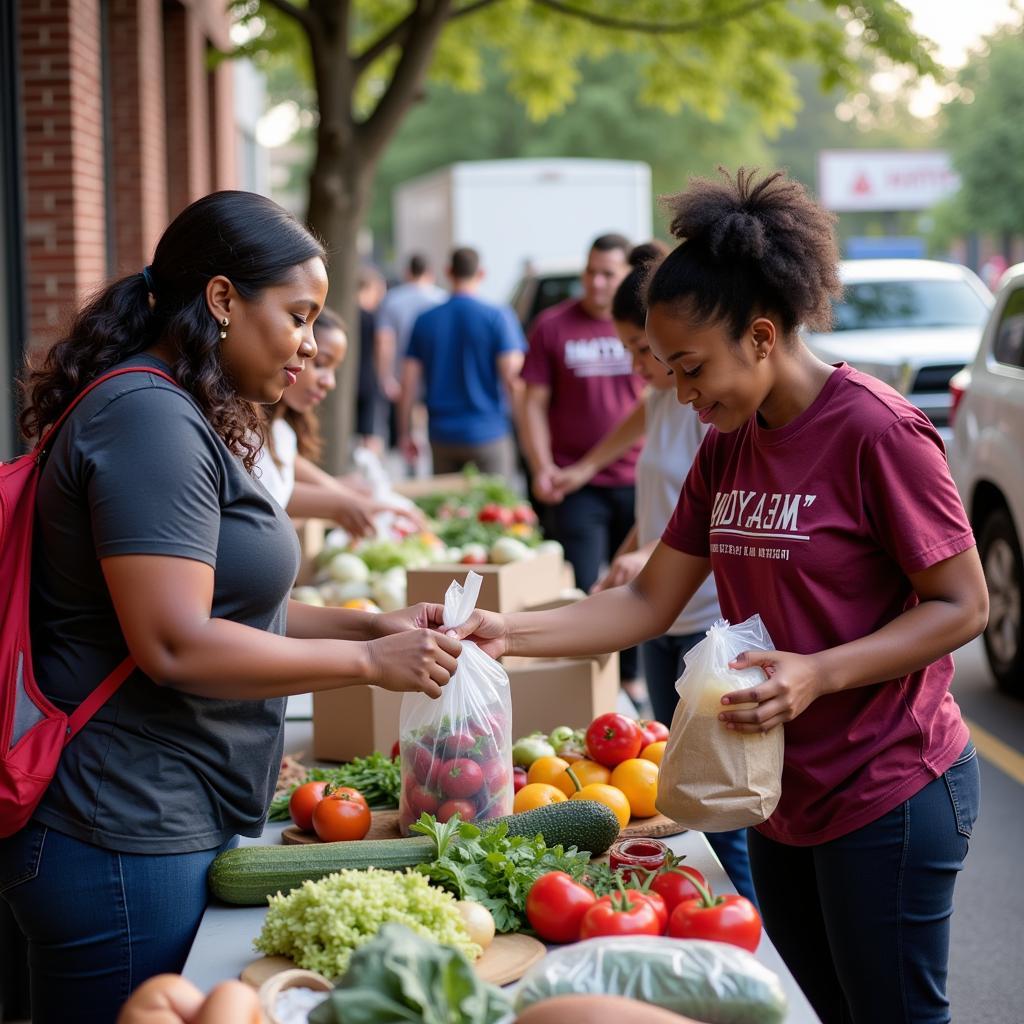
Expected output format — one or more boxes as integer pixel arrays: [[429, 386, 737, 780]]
[[656, 614, 783, 831], [397, 572, 513, 835]]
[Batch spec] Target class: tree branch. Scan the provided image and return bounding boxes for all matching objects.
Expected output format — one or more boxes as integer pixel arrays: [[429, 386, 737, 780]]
[[531, 0, 778, 35], [260, 0, 316, 36]]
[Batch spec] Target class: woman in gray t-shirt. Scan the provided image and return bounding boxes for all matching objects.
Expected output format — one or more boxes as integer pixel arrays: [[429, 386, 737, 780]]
[[1, 191, 461, 1024]]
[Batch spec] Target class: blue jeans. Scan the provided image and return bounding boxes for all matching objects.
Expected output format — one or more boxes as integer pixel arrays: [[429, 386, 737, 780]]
[[643, 630, 758, 906], [552, 484, 639, 680], [0, 822, 237, 1024], [748, 742, 981, 1024]]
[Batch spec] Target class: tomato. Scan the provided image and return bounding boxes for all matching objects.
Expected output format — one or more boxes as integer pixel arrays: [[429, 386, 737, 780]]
[[650, 863, 709, 915], [668, 892, 762, 952], [609, 758, 659, 818], [554, 759, 610, 797], [526, 756, 570, 788], [410, 745, 442, 788], [437, 798, 476, 822], [288, 781, 328, 832], [480, 758, 510, 796], [407, 783, 440, 816], [585, 713, 643, 768], [570, 783, 631, 829], [640, 740, 666, 765], [391, 740, 401, 760], [628, 888, 668, 933], [440, 732, 478, 756], [512, 504, 538, 525], [637, 719, 670, 746], [579, 892, 662, 939], [526, 872, 597, 943], [513, 783, 567, 813], [439, 758, 485, 798], [478, 504, 513, 525], [512, 767, 528, 793], [312, 790, 371, 842]]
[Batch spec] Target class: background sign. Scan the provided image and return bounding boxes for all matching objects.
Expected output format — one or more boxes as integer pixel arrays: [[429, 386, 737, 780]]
[[818, 150, 960, 212]]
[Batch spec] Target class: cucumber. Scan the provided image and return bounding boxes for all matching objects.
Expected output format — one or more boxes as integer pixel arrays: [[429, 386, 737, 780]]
[[209, 800, 620, 906]]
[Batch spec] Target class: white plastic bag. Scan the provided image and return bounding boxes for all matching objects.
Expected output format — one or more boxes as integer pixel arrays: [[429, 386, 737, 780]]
[[656, 615, 784, 831], [397, 572, 513, 835], [514, 936, 787, 1024]]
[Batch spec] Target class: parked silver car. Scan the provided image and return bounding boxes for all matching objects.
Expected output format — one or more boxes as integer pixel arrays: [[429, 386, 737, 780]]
[[949, 263, 1024, 696], [805, 259, 993, 440]]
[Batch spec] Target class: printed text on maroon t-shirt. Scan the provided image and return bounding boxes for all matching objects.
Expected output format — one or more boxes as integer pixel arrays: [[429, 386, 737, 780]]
[[709, 488, 817, 561]]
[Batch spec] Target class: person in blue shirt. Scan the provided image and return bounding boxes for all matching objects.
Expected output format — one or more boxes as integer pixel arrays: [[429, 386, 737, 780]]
[[399, 246, 526, 476]]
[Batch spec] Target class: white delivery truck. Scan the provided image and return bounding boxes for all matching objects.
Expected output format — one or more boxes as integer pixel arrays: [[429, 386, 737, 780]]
[[392, 158, 652, 307]]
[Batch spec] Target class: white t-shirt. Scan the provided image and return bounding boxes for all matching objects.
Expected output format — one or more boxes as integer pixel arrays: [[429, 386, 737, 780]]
[[253, 418, 298, 509], [636, 388, 721, 635]]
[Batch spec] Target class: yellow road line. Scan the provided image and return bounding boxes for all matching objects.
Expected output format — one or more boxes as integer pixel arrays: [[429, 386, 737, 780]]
[[964, 716, 1024, 786]]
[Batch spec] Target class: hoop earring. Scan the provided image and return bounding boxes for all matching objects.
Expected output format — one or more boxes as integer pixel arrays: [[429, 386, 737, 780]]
[[219, 317, 229, 341]]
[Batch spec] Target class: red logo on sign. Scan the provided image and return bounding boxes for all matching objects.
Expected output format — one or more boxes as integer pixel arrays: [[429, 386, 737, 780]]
[[852, 173, 872, 195]]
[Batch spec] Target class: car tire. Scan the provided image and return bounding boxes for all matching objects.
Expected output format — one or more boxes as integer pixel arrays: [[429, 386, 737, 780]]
[[978, 507, 1024, 697]]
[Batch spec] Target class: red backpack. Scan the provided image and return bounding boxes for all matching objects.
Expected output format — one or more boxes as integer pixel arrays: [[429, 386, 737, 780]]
[[0, 366, 178, 837]]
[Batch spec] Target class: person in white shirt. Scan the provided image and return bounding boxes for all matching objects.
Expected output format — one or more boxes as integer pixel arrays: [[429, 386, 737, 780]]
[[256, 307, 421, 536], [550, 244, 756, 905]]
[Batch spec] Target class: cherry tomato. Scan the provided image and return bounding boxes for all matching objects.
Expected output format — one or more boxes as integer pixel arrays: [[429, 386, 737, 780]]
[[585, 713, 643, 768], [650, 863, 708, 915], [312, 790, 371, 842], [439, 758, 485, 798], [579, 891, 662, 939], [668, 892, 762, 952], [525, 872, 597, 943], [637, 719, 670, 746], [288, 781, 328, 832], [437, 798, 476, 822]]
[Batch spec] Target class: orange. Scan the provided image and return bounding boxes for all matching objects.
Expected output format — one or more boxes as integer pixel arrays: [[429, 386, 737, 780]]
[[526, 756, 570, 788], [640, 741, 666, 766], [570, 783, 631, 829], [610, 758, 660, 818], [513, 783, 567, 813], [554, 759, 611, 797], [342, 598, 381, 613]]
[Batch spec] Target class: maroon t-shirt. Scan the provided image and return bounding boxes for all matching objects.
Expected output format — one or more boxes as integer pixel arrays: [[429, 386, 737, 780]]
[[662, 364, 973, 845], [522, 299, 643, 488]]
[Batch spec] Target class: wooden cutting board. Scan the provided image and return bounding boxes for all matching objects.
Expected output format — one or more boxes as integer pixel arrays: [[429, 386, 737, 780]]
[[241, 931, 546, 990], [282, 808, 685, 845]]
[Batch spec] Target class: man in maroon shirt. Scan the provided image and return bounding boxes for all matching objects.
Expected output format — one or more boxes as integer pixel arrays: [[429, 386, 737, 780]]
[[520, 233, 645, 698]]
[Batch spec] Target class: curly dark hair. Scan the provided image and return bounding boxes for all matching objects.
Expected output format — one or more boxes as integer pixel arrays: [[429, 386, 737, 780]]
[[611, 240, 670, 328], [269, 306, 347, 466], [20, 190, 326, 471], [646, 168, 841, 340]]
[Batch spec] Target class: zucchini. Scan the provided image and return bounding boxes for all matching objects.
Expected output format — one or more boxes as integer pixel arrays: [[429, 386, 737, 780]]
[[209, 800, 620, 906]]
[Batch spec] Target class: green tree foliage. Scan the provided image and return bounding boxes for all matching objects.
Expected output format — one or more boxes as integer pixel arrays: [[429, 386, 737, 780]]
[[935, 22, 1024, 249], [230, 0, 938, 467]]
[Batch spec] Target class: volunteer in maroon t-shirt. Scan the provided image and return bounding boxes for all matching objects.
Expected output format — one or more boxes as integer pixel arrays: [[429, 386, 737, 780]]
[[521, 233, 644, 697], [453, 170, 986, 1024]]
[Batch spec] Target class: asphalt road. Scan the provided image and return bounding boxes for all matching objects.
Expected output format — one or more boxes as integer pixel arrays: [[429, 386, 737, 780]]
[[946, 637, 1024, 1024]]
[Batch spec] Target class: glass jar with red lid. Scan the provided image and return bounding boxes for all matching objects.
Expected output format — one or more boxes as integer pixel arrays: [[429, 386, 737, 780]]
[[608, 837, 669, 882]]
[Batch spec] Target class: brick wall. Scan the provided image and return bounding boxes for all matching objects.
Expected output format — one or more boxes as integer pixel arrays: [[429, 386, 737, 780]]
[[20, 0, 107, 352]]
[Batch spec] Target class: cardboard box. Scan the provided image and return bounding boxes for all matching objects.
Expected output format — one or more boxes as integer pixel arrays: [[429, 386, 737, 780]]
[[503, 653, 620, 738], [406, 549, 566, 613], [312, 685, 405, 762]]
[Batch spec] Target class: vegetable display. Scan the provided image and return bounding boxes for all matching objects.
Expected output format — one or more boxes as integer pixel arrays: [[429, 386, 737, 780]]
[[269, 753, 401, 821], [308, 923, 512, 1024], [254, 868, 479, 978], [513, 936, 788, 1024]]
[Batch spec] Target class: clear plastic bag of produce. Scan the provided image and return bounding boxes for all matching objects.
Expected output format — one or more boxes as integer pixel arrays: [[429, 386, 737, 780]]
[[656, 615, 784, 831], [398, 572, 513, 835], [514, 936, 786, 1024]]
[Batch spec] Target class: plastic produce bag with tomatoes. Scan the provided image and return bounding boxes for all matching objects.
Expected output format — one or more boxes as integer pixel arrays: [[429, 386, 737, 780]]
[[656, 615, 784, 831], [398, 572, 513, 835]]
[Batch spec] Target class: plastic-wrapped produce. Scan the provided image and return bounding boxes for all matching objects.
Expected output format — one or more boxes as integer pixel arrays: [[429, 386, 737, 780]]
[[398, 572, 513, 834], [514, 936, 787, 1024]]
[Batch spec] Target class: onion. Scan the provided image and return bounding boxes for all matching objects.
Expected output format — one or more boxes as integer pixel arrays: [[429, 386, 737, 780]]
[[456, 900, 495, 951]]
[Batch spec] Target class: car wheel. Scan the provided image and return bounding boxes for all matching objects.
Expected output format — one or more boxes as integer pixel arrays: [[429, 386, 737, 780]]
[[978, 507, 1024, 697]]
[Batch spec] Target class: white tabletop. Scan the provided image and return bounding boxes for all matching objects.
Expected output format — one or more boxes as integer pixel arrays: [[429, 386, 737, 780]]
[[183, 821, 819, 1022]]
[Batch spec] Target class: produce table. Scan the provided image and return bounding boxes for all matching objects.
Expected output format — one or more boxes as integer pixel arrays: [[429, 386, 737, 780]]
[[183, 821, 820, 1023]]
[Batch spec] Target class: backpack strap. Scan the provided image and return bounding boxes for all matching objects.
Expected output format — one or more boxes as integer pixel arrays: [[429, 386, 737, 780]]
[[66, 655, 137, 740], [36, 366, 180, 737], [36, 365, 179, 457]]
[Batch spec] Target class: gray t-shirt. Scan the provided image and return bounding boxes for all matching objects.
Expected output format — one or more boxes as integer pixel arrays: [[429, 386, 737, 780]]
[[31, 356, 300, 853], [377, 281, 447, 369]]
